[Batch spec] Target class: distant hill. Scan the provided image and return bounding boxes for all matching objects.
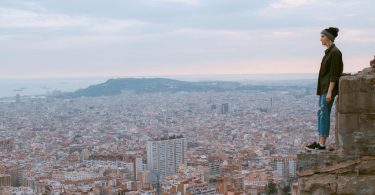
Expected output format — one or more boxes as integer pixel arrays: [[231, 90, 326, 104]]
[[55, 78, 312, 98]]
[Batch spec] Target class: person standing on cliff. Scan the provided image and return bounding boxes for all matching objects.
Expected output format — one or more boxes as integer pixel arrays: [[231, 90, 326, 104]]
[[305, 27, 344, 151]]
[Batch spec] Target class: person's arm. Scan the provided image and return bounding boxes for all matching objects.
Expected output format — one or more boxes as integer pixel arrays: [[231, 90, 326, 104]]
[[326, 50, 342, 103], [326, 82, 335, 103]]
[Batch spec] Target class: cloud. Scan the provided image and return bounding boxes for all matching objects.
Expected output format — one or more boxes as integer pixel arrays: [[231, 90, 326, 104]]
[[0, 7, 91, 28], [270, 0, 318, 8], [172, 28, 304, 41], [90, 19, 150, 34], [341, 28, 375, 43], [0, 0, 374, 79], [149, 0, 202, 6], [0, 4, 152, 48], [271, 31, 298, 38], [0, 34, 13, 41], [0, 6, 148, 31], [10, 1, 48, 11], [173, 28, 254, 40]]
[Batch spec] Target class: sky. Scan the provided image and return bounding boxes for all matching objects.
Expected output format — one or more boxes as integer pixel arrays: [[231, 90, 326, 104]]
[[0, 0, 374, 79]]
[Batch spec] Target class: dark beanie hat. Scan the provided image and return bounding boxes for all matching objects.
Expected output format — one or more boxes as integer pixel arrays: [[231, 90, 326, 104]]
[[321, 27, 339, 41]]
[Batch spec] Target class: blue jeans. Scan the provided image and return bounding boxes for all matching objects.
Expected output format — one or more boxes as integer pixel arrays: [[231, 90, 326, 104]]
[[317, 93, 336, 137]]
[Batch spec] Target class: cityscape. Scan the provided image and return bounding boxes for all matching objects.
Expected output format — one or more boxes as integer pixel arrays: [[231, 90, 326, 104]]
[[0, 78, 335, 194]]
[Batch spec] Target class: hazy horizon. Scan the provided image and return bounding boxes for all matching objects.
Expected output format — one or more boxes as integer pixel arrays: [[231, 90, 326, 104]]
[[0, 73, 318, 98], [0, 72, 318, 80]]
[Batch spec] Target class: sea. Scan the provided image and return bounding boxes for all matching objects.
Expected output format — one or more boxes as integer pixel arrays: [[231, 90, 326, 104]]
[[0, 77, 110, 99]]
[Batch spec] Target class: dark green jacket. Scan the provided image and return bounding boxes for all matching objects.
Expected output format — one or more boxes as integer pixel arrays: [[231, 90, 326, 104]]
[[317, 44, 344, 96]]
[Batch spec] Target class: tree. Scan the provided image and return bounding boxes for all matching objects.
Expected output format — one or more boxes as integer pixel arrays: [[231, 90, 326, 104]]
[[266, 180, 277, 195]]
